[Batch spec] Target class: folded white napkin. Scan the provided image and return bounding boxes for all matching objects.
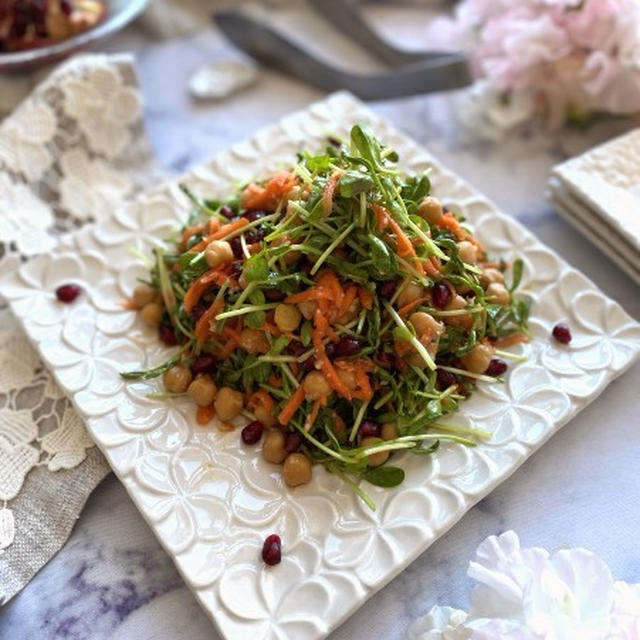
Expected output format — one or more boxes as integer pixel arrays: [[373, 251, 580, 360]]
[[549, 129, 640, 285]]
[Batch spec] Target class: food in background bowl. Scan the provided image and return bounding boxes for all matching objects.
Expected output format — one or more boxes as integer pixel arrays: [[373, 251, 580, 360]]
[[0, 0, 106, 52]]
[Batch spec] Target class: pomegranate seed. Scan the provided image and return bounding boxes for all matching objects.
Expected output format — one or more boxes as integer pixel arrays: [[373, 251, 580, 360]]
[[377, 279, 399, 298], [190, 302, 208, 320], [229, 236, 243, 259], [552, 323, 572, 344], [219, 205, 235, 220], [60, 0, 73, 16], [284, 432, 302, 454], [262, 534, 281, 565], [324, 342, 337, 359], [243, 210, 266, 223], [333, 336, 362, 358], [158, 323, 178, 346], [230, 261, 243, 279], [374, 349, 396, 370], [484, 358, 508, 377], [245, 227, 266, 244], [241, 421, 264, 445], [359, 421, 381, 438], [55, 284, 81, 303], [264, 289, 285, 302], [300, 356, 316, 373], [431, 282, 452, 309], [436, 369, 457, 389], [191, 354, 216, 376]]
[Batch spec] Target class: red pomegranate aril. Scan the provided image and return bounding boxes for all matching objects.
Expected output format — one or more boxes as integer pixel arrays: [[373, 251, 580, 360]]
[[552, 322, 572, 344], [262, 534, 282, 565], [484, 358, 508, 377], [359, 421, 381, 438], [333, 336, 362, 357], [374, 349, 396, 370], [241, 420, 264, 445], [300, 356, 316, 373], [229, 236, 244, 259], [431, 282, 452, 309], [436, 369, 457, 389], [191, 354, 216, 376], [219, 205, 235, 220], [158, 323, 178, 346], [55, 284, 81, 303], [377, 279, 399, 298], [243, 209, 267, 223], [284, 432, 303, 454]]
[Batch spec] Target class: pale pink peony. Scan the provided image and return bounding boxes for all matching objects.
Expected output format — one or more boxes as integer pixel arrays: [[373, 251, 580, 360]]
[[425, 0, 640, 130]]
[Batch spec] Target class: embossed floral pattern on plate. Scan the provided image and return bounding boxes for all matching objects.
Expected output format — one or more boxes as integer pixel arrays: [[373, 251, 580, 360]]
[[2, 93, 639, 640]]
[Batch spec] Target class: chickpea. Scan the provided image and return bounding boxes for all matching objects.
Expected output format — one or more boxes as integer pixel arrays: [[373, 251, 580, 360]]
[[254, 403, 277, 428], [274, 303, 302, 332], [187, 375, 217, 407], [361, 436, 389, 467], [141, 302, 163, 328], [408, 312, 443, 339], [443, 294, 471, 327], [337, 368, 358, 391], [132, 283, 156, 309], [214, 386, 244, 421], [262, 430, 287, 464], [282, 453, 313, 487], [481, 268, 505, 287], [303, 371, 332, 400], [298, 300, 317, 320], [457, 241, 478, 264], [205, 240, 234, 269], [163, 365, 192, 393], [460, 342, 494, 373], [486, 282, 510, 307], [417, 196, 444, 225], [396, 282, 424, 309], [239, 328, 270, 354], [381, 423, 398, 441]]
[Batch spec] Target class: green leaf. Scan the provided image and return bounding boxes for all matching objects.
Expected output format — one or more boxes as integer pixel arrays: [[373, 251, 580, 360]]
[[339, 170, 375, 198], [303, 152, 333, 173], [350, 124, 383, 168], [401, 174, 431, 207], [245, 310, 266, 329], [243, 254, 269, 283], [368, 234, 395, 275], [300, 320, 312, 347], [363, 466, 405, 487], [509, 258, 524, 292]]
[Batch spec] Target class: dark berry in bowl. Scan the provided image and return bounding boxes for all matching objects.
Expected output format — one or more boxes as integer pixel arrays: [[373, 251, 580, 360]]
[[552, 323, 572, 344], [55, 284, 81, 303]]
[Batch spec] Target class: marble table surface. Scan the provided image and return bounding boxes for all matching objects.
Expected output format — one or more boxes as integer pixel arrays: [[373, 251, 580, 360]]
[[1, 7, 640, 640]]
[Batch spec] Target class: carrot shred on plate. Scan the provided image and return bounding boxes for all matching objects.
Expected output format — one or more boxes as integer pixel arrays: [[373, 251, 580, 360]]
[[278, 384, 306, 425], [494, 332, 529, 348]]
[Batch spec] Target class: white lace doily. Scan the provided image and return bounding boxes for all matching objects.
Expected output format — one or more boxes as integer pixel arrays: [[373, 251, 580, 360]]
[[0, 53, 158, 591]]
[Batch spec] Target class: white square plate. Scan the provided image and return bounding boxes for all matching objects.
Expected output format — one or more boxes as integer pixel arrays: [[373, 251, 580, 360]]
[[3, 94, 640, 640]]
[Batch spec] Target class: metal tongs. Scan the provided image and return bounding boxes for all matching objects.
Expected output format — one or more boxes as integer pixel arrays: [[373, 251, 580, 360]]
[[214, 0, 471, 100]]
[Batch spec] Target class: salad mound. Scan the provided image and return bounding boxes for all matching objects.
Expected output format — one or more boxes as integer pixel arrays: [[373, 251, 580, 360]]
[[123, 125, 530, 507]]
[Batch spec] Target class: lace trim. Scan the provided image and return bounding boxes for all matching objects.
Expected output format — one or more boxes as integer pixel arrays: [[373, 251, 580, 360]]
[[0, 53, 156, 553]]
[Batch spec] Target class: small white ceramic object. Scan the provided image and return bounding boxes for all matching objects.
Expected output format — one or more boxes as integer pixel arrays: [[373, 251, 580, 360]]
[[189, 59, 258, 100], [2, 93, 640, 640]]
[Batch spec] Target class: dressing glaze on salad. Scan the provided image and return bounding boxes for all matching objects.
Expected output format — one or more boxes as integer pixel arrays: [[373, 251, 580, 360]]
[[123, 126, 531, 507]]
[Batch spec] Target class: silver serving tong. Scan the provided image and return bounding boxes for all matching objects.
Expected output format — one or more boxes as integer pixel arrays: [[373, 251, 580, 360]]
[[214, 3, 471, 100]]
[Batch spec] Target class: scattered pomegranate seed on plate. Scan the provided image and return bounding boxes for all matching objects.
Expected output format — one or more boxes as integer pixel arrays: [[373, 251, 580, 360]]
[[262, 534, 281, 566], [552, 322, 572, 344], [55, 284, 81, 303]]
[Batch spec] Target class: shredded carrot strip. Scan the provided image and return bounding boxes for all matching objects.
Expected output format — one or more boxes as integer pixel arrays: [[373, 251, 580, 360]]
[[424, 256, 441, 278], [241, 171, 297, 211], [180, 224, 205, 251], [196, 403, 216, 425], [322, 169, 343, 216], [211, 218, 249, 241], [358, 287, 373, 310], [304, 398, 323, 431], [333, 359, 373, 401], [120, 299, 138, 311], [278, 384, 306, 425], [194, 299, 223, 343], [340, 285, 358, 317], [184, 269, 224, 313], [260, 322, 282, 336], [219, 339, 237, 359], [312, 329, 351, 398], [397, 295, 431, 318], [208, 218, 220, 234], [494, 333, 529, 348], [373, 203, 389, 232], [438, 212, 483, 248]]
